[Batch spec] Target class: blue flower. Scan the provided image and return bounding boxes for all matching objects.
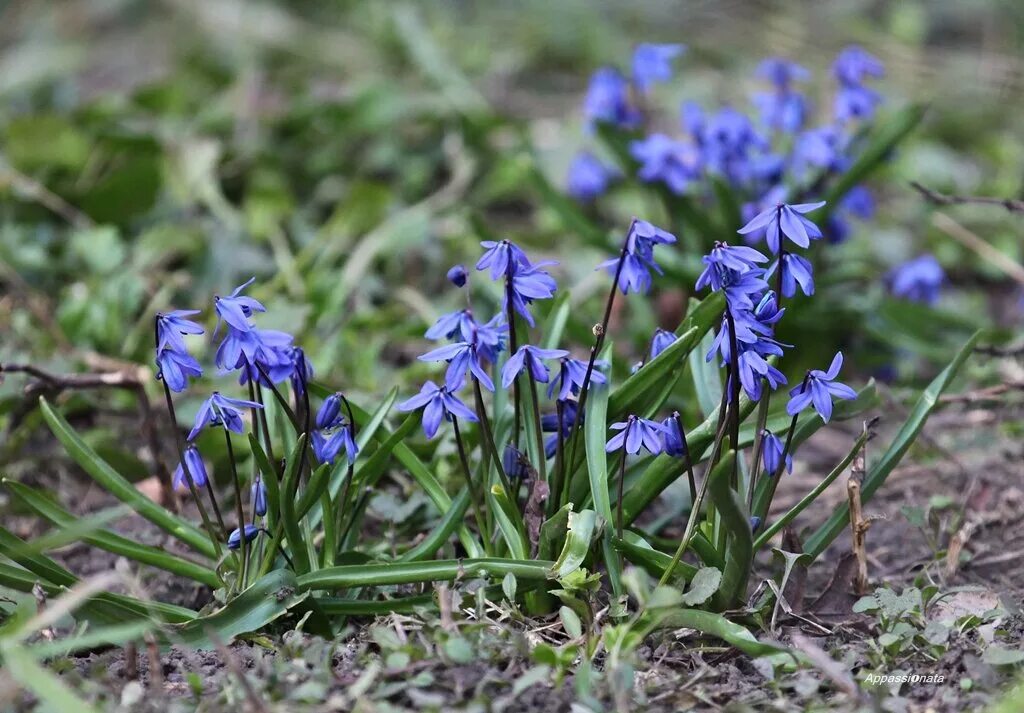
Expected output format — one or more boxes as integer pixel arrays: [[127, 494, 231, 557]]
[[173, 445, 208, 491], [835, 84, 882, 123], [214, 278, 265, 333], [476, 240, 531, 281], [251, 479, 267, 516], [888, 255, 944, 305], [187, 392, 262, 441], [156, 310, 204, 353], [227, 524, 261, 550], [661, 413, 688, 457], [768, 253, 815, 298], [156, 348, 203, 393], [316, 392, 344, 430], [447, 265, 468, 288], [833, 45, 884, 85], [288, 347, 314, 398], [397, 381, 478, 439], [737, 201, 826, 254], [787, 352, 857, 423], [541, 401, 580, 458], [752, 58, 809, 133], [312, 424, 358, 465], [762, 430, 792, 476], [598, 219, 677, 295], [605, 415, 668, 455], [418, 340, 495, 392], [567, 151, 617, 201], [737, 345, 787, 401], [832, 46, 884, 124], [583, 67, 639, 129], [632, 43, 685, 92], [695, 242, 769, 293], [792, 126, 849, 177], [503, 261, 558, 327], [649, 328, 678, 360], [215, 326, 294, 379], [756, 58, 810, 88], [548, 356, 607, 401], [425, 309, 472, 341], [630, 133, 702, 194], [503, 444, 530, 479], [501, 346, 569, 388]]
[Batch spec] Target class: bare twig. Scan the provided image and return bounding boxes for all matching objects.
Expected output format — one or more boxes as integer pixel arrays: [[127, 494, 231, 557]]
[[911, 181, 1024, 214], [930, 212, 1024, 287], [847, 443, 871, 596], [939, 380, 1024, 403]]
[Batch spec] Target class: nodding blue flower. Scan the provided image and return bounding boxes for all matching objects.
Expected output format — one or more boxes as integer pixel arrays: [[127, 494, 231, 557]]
[[649, 329, 678, 360], [598, 219, 677, 295], [762, 430, 793, 476], [833, 45, 884, 85], [583, 67, 639, 129], [631, 43, 685, 92], [567, 151, 617, 201], [503, 444, 530, 480], [792, 126, 850, 177], [541, 401, 580, 458], [156, 310, 204, 354], [826, 186, 875, 244], [835, 84, 882, 123], [156, 348, 203, 393], [251, 479, 267, 517], [753, 291, 785, 326], [504, 261, 558, 327], [214, 278, 265, 333], [425, 309, 471, 341], [418, 340, 495, 392], [887, 255, 944, 305], [215, 326, 294, 379], [447, 264, 468, 288], [548, 357, 606, 401], [756, 58, 810, 88], [750, 516, 763, 532], [316, 393, 344, 430], [187, 392, 262, 441], [699, 107, 767, 184], [287, 347, 314, 398], [227, 524, 261, 550], [787, 352, 858, 423], [630, 133, 702, 195], [423, 311, 507, 361], [397, 380, 478, 439], [738, 201, 826, 254], [605, 415, 669, 455], [695, 242, 769, 293], [720, 267, 769, 311], [312, 424, 358, 465], [661, 413, 688, 458], [501, 345, 569, 389], [173, 445, 208, 492], [476, 240, 531, 281], [737, 345, 788, 401], [768, 252, 815, 298], [681, 101, 705, 138]]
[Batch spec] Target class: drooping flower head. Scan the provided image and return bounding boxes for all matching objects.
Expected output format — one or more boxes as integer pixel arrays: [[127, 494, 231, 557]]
[[447, 264, 468, 288], [228, 524, 261, 550], [762, 430, 792, 476], [567, 151, 618, 202], [787, 352, 857, 423], [548, 357, 607, 401], [605, 415, 668, 456], [476, 240, 531, 281], [887, 255, 944, 305], [187, 392, 262, 441], [157, 348, 203, 393], [251, 479, 267, 517], [312, 425, 359, 465], [649, 329, 678, 360], [598, 219, 677, 295], [583, 67, 639, 129], [631, 43, 685, 92], [661, 412, 688, 458], [173, 445, 208, 492], [503, 261, 558, 327], [737, 201, 826, 254], [214, 278, 265, 334], [501, 345, 569, 388], [397, 381, 478, 439], [768, 253, 815, 298], [419, 340, 495, 392], [540, 401, 581, 459], [156, 310, 204, 354], [630, 133, 702, 195]]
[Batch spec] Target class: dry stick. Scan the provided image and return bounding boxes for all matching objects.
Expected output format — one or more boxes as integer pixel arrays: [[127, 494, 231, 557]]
[[910, 181, 1024, 214], [931, 212, 1024, 287], [1, 362, 175, 507], [847, 441, 870, 595], [451, 417, 491, 552], [223, 430, 249, 587], [144, 634, 163, 692]]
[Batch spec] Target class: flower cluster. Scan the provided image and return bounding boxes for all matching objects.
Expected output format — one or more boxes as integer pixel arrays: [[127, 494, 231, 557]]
[[598, 219, 677, 295], [213, 279, 302, 387], [312, 392, 359, 465], [155, 310, 204, 392]]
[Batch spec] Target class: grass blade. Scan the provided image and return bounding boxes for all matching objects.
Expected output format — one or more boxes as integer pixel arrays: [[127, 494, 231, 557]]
[[297, 558, 555, 591]]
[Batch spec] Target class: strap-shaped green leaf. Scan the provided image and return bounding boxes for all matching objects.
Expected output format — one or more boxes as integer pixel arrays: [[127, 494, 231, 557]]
[[297, 558, 554, 591]]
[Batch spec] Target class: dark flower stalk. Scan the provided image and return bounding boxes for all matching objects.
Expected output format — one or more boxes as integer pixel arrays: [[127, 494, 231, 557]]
[[504, 262, 523, 449], [222, 428, 249, 588], [471, 377, 513, 498], [451, 417, 492, 553], [525, 370, 548, 485], [550, 400, 566, 513]]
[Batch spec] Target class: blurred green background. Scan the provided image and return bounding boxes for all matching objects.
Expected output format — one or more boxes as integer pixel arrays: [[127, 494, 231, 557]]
[[1, 0, 1022, 408]]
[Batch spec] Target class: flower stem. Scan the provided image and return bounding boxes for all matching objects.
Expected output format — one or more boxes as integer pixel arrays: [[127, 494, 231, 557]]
[[525, 371, 547, 484], [504, 267, 522, 450], [550, 400, 566, 514], [222, 429, 248, 588], [472, 377, 512, 497], [451, 417, 491, 554], [724, 308, 742, 490]]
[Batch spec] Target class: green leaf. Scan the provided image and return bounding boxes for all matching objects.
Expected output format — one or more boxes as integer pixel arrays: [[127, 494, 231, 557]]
[[0, 641, 101, 713], [278, 435, 312, 574], [611, 533, 697, 582], [165, 569, 305, 649], [584, 375, 612, 525], [682, 567, 723, 607], [399, 487, 472, 562], [552, 509, 597, 578], [704, 451, 751, 611], [38, 398, 215, 558], [4, 481, 221, 588], [297, 558, 554, 591], [26, 621, 155, 659], [490, 484, 529, 559], [804, 331, 982, 558]]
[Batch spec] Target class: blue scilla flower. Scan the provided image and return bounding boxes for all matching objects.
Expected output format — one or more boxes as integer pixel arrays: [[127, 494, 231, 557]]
[[888, 255, 944, 305], [503, 444, 530, 479], [630, 133, 702, 195], [583, 67, 639, 129], [661, 413, 688, 458], [769, 252, 815, 298], [228, 524, 261, 550], [447, 264, 468, 288], [501, 345, 569, 389], [476, 240, 531, 281], [156, 310, 204, 354], [737, 345, 788, 401], [605, 415, 668, 456], [419, 340, 495, 392], [541, 401, 580, 458], [598, 219, 677, 295], [833, 45, 884, 85], [835, 84, 882, 123], [695, 242, 769, 293], [756, 57, 810, 88], [215, 325, 294, 375], [750, 516, 763, 532], [397, 381, 478, 439], [649, 328, 678, 360], [632, 43, 685, 92], [214, 278, 265, 333], [787, 352, 857, 423], [792, 126, 850, 178], [738, 201, 826, 254], [425, 309, 472, 341], [156, 348, 203, 393], [288, 347, 314, 398], [173, 445, 208, 492], [548, 356, 607, 401], [567, 151, 618, 202], [251, 478, 267, 517], [762, 430, 793, 476], [312, 424, 358, 465], [700, 108, 766, 184], [826, 186, 875, 244], [316, 393, 344, 430], [187, 392, 262, 441], [504, 261, 558, 327]]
